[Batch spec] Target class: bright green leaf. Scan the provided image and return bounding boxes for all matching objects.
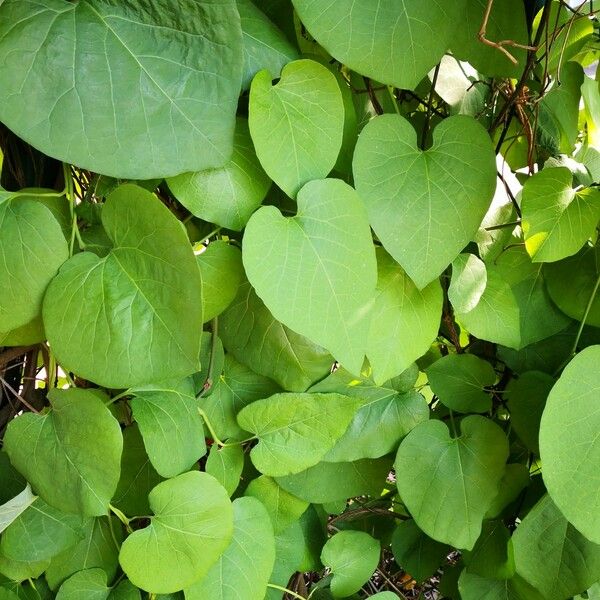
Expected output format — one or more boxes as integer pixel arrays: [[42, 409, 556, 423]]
[[449, 254, 488, 314], [205, 444, 244, 497]]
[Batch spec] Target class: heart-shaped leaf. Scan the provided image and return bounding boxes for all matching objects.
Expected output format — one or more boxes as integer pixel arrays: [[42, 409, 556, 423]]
[[243, 178, 377, 374], [185, 497, 275, 600], [249, 60, 344, 198], [43, 184, 203, 388], [395, 416, 508, 550], [353, 114, 496, 289], [237, 392, 362, 477], [0, 191, 68, 331], [205, 444, 244, 497], [0, 0, 243, 179], [292, 0, 463, 90], [119, 471, 233, 594], [130, 378, 206, 478], [3, 388, 122, 517]]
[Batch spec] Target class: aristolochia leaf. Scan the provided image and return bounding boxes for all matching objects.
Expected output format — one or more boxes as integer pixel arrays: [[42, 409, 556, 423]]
[[43, 184, 203, 388], [3, 388, 122, 517], [119, 472, 233, 594], [539, 346, 600, 544], [0, 0, 243, 179], [395, 416, 508, 550], [185, 497, 276, 600], [237, 392, 362, 477], [292, 0, 463, 90], [243, 179, 377, 374], [249, 60, 344, 198], [353, 114, 496, 289]]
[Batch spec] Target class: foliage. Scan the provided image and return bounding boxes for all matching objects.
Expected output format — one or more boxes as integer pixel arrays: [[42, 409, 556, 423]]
[[0, 1, 599, 599]]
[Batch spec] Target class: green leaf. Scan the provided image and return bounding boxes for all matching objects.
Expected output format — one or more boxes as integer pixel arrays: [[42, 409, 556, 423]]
[[513, 495, 600, 600], [237, 392, 361, 476], [310, 368, 429, 462], [463, 521, 514, 580], [201, 354, 281, 440], [426, 354, 496, 414], [506, 372, 554, 455], [46, 517, 123, 591], [485, 464, 530, 519], [0, 0, 243, 179], [367, 248, 443, 384], [237, 0, 298, 90], [197, 242, 244, 322], [245, 475, 308, 533], [185, 497, 275, 600], [248, 60, 344, 197], [292, 0, 462, 90], [353, 115, 496, 289], [205, 444, 244, 497], [449, 253, 488, 314], [545, 245, 600, 327], [0, 487, 35, 535], [220, 279, 333, 392], [0, 553, 49, 583], [1, 498, 85, 563], [43, 184, 203, 388], [130, 378, 205, 478], [451, 0, 528, 77], [243, 178, 376, 374], [539, 346, 600, 544], [0, 453, 25, 505], [113, 424, 163, 517], [167, 119, 271, 232], [0, 193, 68, 331], [56, 569, 109, 600], [395, 416, 508, 549], [458, 570, 545, 600], [321, 530, 380, 598], [522, 168, 600, 263], [275, 457, 391, 504], [119, 471, 233, 594], [3, 388, 122, 517], [266, 521, 305, 600], [391, 520, 449, 582]]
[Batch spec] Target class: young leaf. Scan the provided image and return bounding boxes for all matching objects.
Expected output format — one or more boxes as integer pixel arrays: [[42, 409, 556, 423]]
[[237, 392, 362, 476], [449, 253, 488, 314], [3, 388, 122, 517], [0, 0, 243, 179], [205, 444, 244, 497], [243, 178, 377, 375], [185, 497, 276, 600], [43, 184, 204, 388], [353, 115, 496, 289], [395, 416, 508, 550], [167, 119, 271, 231], [119, 472, 234, 594], [321, 530, 380, 598], [539, 345, 600, 544], [248, 60, 344, 197], [292, 0, 462, 90], [130, 378, 206, 478]]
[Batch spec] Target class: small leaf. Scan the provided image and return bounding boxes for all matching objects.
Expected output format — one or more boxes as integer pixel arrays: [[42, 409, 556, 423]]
[[449, 254, 487, 314], [4, 388, 122, 517], [119, 472, 233, 594], [249, 60, 344, 197], [243, 178, 377, 374], [321, 531, 380, 598], [395, 416, 508, 549], [205, 444, 245, 497], [0, 486, 35, 535], [56, 568, 109, 600], [237, 392, 361, 476]]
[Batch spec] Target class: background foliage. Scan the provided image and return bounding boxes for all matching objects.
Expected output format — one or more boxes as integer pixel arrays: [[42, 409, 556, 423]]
[[0, 0, 599, 599]]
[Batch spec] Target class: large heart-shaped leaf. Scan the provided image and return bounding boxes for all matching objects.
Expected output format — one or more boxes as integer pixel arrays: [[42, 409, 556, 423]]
[[3, 388, 122, 517], [292, 0, 463, 90], [248, 60, 344, 198], [43, 184, 203, 388], [130, 378, 206, 478], [539, 346, 600, 544], [185, 497, 276, 600], [243, 178, 377, 374], [119, 471, 233, 594], [0, 0, 243, 179], [395, 416, 508, 550], [0, 192, 68, 331], [237, 392, 362, 477], [353, 114, 496, 289]]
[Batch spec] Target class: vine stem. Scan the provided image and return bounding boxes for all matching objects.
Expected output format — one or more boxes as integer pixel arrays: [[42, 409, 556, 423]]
[[197, 407, 255, 448], [266, 584, 306, 600], [109, 503, 133, 534]]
